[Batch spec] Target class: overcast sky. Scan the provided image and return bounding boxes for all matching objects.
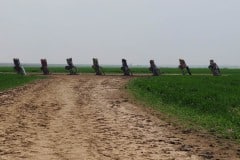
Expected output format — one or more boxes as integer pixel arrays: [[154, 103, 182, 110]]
[[0, 0, 239, 66]]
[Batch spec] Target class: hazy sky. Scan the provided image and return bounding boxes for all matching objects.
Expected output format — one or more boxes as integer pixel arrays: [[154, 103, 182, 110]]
[[0, 0, 240, 66]]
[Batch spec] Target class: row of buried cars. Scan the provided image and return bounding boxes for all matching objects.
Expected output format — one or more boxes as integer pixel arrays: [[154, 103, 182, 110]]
[[12, 58, 221, 76]]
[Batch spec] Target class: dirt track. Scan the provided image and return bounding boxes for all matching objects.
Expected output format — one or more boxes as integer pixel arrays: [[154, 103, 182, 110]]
[[0, 75, 240, 160]]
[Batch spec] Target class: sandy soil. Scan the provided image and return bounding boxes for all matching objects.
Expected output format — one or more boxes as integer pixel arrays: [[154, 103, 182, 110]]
[[0, 75, 240, 160]]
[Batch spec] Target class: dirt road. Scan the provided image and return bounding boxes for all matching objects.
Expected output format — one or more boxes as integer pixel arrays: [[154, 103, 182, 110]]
[[0, 75, 239, 160]]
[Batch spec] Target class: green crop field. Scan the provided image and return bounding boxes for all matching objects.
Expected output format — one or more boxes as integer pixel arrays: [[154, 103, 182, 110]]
[[128, 71, 240, 141], [1, 65, 239, 75], [0, 74, 41, 91], [0, 66, 151, 74]]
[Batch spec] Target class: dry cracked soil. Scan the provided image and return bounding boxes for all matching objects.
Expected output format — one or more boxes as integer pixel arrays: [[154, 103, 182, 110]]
[[0, 75, 240, 160]]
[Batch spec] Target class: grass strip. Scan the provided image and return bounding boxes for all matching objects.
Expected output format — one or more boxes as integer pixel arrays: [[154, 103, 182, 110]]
[[0, 74, 41, 91], [1, 66, 240, 75]]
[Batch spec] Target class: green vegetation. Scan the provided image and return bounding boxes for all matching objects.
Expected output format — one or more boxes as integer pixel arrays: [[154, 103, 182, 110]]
[[1, 65, 239, 75], [0, 74, 41, 91], [0, 66, 68, 73], [0, 66, 145, 74], [128, 73, 240, 140]]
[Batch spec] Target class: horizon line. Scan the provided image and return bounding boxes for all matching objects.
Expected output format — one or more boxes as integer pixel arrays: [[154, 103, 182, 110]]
[[0, 63, 240, 69]]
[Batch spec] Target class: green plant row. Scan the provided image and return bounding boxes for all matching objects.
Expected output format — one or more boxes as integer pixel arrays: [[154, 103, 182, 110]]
[[0, 74, 41, 91], [128, 74, 240, 140], [1, 66, 240, 75]]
